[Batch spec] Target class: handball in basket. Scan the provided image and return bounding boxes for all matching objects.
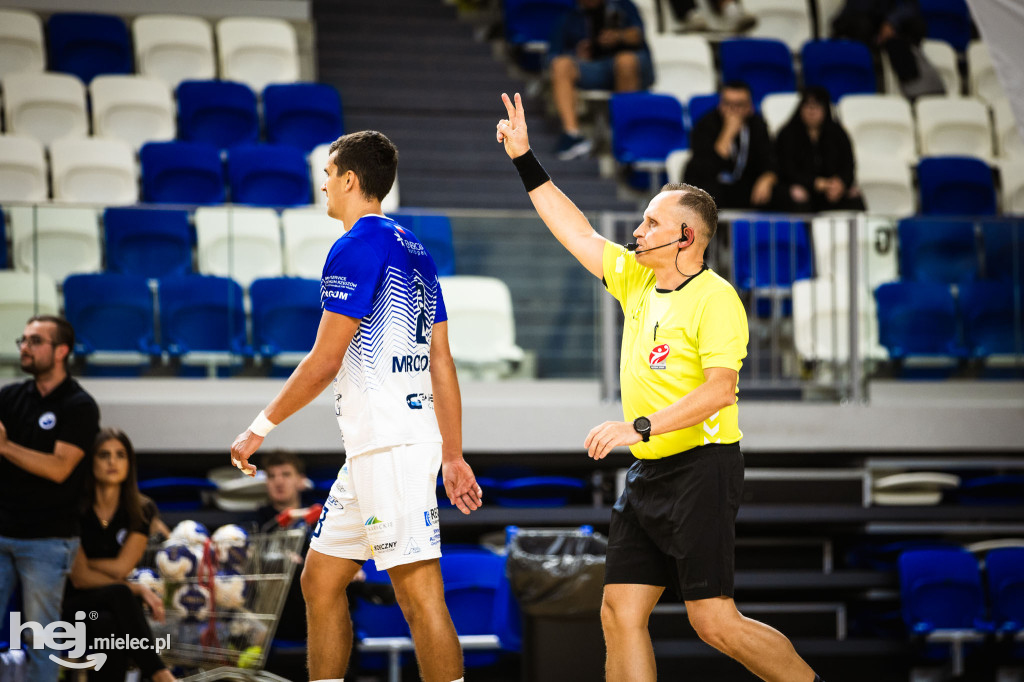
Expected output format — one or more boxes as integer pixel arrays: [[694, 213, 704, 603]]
[[156, 543, 199, 582], [128, 567, 165, 599], [211, 524, 250, 571], [214, 571, 251, 610], [171, 584, 212, 621], [227, 611, 269, 650], [168, 520, 210, 549]]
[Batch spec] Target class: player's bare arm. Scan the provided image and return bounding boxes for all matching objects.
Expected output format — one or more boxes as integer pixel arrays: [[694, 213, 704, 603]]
[[497, 92, 608, 279], [583, 367, 738, 460], [0, 425, 85, 483], [230, 310, 360, 476], [430, 320, 483, 514]]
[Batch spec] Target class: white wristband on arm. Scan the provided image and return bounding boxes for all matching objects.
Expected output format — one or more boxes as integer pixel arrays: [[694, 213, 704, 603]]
[[248, 410, 277, 438]]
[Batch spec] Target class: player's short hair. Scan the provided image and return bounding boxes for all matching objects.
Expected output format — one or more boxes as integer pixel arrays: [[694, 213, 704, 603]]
[[660, 183, 719, 243], [28, 315, 75, 366], [328, 130, 398, 203], [263, 450, 306, 476]]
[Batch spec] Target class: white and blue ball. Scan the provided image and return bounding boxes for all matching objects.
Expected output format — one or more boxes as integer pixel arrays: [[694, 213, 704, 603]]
[[171, 584, 212, 622], [211, 524, 249, 571], [227, 611, 268, 650], [214, 571, 250, 611], [156, 543, 199, 582], [128, 567, 165, 599], [169, 520, 210, 549]]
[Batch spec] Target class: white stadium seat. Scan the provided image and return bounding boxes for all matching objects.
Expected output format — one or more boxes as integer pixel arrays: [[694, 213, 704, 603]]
[[966, 41, 1005, 106], [0, 9, 45, 78], [216, 17, 299, 93], [921, 39, 960, 96], [50, 137, 138, 206], [914, 95, 993, 161], [745, 0, 812, 52], [792, 277, 886, 363], [810, 214, 899, 289], [856, 153, 915, 216], [133, 14, 216, 88], [438, 275, 525, 379], [993, 99, 1022, 160], [648, 35, 716, 104], [9, 206, 102, 282], [837, 94, 916, 164], [195, 206, 284, 288], [0, 271, 59, 363], [816, 0, 845, 38], [665, 148, 692, 185], [0, 135, 48, 202], [2, 72, 88, 146], [1000, 160, 1024, 215], [90, 74, 176, 151], [760, 92, 800, 135], [281, 207, 343, 279]]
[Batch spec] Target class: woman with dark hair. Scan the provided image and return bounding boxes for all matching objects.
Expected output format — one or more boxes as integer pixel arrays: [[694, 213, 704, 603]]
[[63, 428, 177, 682], [775, 87, 866, 213]]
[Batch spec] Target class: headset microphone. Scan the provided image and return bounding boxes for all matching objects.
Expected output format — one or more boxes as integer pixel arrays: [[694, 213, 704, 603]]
[[625, 236, 685, 255]]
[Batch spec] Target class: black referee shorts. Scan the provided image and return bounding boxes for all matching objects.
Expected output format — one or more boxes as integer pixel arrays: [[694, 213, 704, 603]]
[[605, 442, 744, 601]]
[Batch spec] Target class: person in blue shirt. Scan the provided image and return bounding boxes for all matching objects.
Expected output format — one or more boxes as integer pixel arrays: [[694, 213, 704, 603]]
[[230, 130, 483, 682], [549, 0, 654, 160]]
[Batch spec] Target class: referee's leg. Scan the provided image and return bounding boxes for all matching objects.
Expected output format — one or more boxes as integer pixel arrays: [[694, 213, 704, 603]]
[[301, 550, 364, 680], [602, 583, 664, 682], [686, 596, 816, 682]]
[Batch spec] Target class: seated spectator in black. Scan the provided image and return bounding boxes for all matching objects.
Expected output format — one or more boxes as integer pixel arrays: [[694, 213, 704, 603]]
[[775, 87, 866, 213], [684, 81, 780, 209], [63, 428, 176, 682], [549, 0, 654, 160], [832, 0, 944, 98]]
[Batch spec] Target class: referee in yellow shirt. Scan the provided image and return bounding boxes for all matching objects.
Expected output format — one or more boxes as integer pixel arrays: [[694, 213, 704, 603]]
[[497, 93, 823, 682]]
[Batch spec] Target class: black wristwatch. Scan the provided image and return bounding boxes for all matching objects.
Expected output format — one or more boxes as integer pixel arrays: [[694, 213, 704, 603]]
[[633, 416, 652, 442]]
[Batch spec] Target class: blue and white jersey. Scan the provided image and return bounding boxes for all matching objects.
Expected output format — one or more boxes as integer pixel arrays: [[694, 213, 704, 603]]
[[320, 214, 448, 457]]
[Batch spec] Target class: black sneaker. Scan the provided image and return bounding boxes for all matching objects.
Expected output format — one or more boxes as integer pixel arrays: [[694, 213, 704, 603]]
[[555, 132, 593, 160]]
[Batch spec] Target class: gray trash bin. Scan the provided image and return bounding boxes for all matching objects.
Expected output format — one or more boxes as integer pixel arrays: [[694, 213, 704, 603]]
[[506, 527, 607, 682]]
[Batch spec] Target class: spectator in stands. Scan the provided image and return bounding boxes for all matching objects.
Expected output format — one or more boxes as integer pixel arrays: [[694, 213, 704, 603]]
[[684, 81, 780, 210], [0, 315, 100, 682], [832, 0, 944, 98], [774, 86, 866, 212], [64, 427, 176, 682], [497, 91, 824, 682], [667, 0, 757, 33], [549, 0, 655, 160]]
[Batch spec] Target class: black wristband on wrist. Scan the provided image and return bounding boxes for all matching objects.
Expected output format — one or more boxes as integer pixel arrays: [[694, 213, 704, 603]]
[[512, 149, 550, 192]]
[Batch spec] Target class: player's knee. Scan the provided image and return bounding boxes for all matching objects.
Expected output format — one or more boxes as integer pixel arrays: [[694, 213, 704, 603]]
[[550, 56, 575, 80], [600, 594, 642, 633], [300, 561, 343, 608], [688, 608, 733, 653]]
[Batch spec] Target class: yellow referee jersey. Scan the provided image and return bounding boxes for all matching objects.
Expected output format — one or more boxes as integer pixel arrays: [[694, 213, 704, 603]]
[[602, 241, 749, 459]]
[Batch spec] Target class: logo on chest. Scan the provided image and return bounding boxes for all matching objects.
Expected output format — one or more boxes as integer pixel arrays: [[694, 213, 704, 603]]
[[648, 344, 670, 370]]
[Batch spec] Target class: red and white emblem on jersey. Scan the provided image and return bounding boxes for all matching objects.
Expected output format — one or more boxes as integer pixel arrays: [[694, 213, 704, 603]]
[[649, 344, 670, 370]]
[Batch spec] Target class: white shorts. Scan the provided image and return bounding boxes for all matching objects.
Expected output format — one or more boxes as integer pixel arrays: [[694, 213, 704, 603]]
[[308, 442, 443, 571]]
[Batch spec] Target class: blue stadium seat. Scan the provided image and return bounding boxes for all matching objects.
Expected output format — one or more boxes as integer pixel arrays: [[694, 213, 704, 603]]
[[490, 476, 587, 507], [950, 475, 1024, 505], [138, 476, 217, 511], [718, 38, 796, 105], [732, 219, 812, 316], [177, 80, 259, 150], [48, 13, 132, 83], [250, 277, 322, 358], [918, 156, 997, 216], [158, 275, 250, 357], [874, 282, 965, 358], [686, 93, 719, 131], [920, 0, 973, 52], [227, 144, 311, 207], [986, 547, 1024, 635], [981, 221, 1024, 283], [104, 207, 194, 278], [503, 0, 576, 71], [140, 141, 226, 205], [897, 218, 979, 283], [62, 273, 159, 357], [800, 40, 877, 102], [263, 83, 344, 153], [390, 214, 456, 276], [960, 281, 1020, 356], [610, 92, 687, 163], [441, 550, 509, 666]]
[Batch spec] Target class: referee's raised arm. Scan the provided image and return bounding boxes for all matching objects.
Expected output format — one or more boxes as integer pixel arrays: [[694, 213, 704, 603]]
[[497, 92, 609, 279]]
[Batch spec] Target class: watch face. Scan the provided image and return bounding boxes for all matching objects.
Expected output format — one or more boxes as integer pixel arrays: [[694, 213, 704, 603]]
[[634, 416, 651, 432]]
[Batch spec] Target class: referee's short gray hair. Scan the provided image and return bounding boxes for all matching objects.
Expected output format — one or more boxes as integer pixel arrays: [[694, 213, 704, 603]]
[[660, 183, 719, 243]]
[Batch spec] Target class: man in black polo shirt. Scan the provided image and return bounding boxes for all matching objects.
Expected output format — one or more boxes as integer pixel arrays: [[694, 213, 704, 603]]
[[0, 315, 100, 682]]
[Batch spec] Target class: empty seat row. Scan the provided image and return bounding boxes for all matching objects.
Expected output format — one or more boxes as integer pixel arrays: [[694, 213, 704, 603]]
[[0, 205, 453, 285], [0, 10, 299, 92], [0, 73, 343, 152]]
